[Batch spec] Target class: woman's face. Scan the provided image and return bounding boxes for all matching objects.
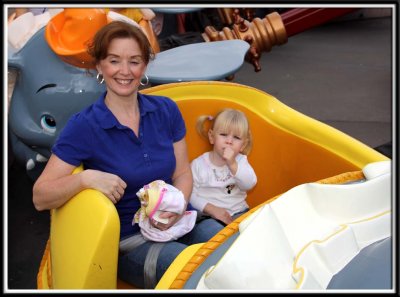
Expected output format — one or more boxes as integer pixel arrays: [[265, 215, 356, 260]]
[[96, 37, 147, 98]]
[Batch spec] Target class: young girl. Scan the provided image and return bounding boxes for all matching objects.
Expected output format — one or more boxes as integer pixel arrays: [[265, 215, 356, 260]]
[[190, 108, 257, 225]]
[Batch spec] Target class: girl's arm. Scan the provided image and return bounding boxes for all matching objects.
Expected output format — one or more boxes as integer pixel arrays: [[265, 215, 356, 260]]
[[233, 156, 257, 191], [203, 203, 233, 225]]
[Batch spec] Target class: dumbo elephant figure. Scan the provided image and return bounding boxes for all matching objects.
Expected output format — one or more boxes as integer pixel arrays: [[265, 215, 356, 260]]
[[8, 27, 105, 180]]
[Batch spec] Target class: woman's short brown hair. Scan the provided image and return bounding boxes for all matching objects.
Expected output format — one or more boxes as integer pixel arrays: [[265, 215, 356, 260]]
[[87, 21, 154, 65]]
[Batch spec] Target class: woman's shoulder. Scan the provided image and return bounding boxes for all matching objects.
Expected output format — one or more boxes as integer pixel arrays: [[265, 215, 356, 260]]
[[139, 93, 178, 110], [63, 100, 101, 133], [69, 93, 108, 124], [68, 104, 95, 123], [139, 92, 173, 102]]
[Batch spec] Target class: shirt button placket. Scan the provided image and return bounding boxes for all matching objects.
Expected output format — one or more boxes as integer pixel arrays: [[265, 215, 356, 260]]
[[143, 152, 151, 166], [139, 122, 149, 165]]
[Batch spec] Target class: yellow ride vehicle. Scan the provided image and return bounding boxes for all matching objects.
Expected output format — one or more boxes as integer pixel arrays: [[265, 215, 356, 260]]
[[37, 81, 389, 290]]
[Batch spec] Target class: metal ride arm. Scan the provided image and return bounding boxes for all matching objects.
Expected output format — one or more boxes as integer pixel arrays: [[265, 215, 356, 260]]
[[202, 8, 357, 72]]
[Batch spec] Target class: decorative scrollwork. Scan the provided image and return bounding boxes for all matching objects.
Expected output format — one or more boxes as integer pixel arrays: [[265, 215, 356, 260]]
[[202, 10, 288, 72]]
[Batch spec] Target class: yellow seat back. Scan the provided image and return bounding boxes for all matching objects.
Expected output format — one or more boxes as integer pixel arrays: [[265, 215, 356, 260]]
[[142, 81, 387, 207], [49, 166, 120, 289]]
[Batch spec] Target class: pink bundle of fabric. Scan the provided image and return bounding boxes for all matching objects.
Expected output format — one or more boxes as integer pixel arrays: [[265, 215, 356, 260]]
[[133, 180, 197, 242]]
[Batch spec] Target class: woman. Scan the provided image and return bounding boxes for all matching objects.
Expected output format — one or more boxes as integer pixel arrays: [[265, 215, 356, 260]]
[[33, 21, 224, 288]]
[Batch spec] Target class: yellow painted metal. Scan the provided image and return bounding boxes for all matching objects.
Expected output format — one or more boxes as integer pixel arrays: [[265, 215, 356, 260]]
[[50, 189, 120, 289], [37, 247, 50, 289], [37, 81, 388, 289], [42, 165, 120, 289], [155, 243, 204, 289], [38, 261, 50, 289]]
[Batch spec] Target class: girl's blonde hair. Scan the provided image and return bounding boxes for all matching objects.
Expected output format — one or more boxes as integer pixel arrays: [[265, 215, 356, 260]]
[[196, 108, 253, 155]]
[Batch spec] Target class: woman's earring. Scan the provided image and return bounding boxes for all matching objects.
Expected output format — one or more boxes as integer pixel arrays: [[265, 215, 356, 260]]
[[96, 73, 104, 84], [140, 74, 149, 86]]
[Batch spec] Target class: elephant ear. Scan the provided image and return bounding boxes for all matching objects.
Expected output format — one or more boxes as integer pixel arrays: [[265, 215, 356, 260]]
[[7, 14, 27, 69], [8, 48, 21, 115], [8, 46, 22, 70]]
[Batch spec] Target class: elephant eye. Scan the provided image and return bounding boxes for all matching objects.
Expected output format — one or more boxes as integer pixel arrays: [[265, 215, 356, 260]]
[[37, 84, 57, 93], [40, 114, 56, 134]]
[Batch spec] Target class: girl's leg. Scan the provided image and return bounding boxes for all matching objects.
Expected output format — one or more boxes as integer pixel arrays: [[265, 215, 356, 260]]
[[178, 218, 224, 246], [232, 208, 249, 220]]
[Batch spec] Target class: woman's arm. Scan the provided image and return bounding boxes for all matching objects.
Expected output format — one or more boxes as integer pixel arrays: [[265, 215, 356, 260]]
[[33, 154, 127, 211], [154, 138, 193, 230], [171, 138, 193, 205]]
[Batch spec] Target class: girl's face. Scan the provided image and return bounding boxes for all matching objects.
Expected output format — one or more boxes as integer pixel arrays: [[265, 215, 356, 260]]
[[96, 37, 147, 98], [208, 128, 247, 159]]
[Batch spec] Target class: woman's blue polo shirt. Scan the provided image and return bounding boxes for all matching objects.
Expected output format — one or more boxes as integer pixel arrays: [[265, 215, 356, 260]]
[[52, 92, 186, 238]]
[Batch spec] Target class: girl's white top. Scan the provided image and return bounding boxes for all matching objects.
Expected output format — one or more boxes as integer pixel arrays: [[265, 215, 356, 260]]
[[190, 152, 257, 215]]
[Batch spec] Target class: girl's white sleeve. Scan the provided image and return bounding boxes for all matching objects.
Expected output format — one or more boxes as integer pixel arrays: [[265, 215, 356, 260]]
[[189, 159, 209, 212], [234, 155, 257, 191]]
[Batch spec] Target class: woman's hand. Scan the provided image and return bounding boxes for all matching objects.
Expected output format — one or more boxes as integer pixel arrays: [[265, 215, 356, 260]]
[[150, 211, 182, 230], [203, 203, 233, 225], [81, 169, 127, 204]]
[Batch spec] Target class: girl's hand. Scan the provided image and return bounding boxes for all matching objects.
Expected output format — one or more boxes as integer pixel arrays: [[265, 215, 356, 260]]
[[204, 203, 233, 225], [222, 147, 238, 175], [222, 147, 236, 165], [81, 169, 127, 204]]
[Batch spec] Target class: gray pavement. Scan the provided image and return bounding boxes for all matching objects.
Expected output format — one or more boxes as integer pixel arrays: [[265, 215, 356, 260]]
[[6, 13, 393, 290], [233, 16, 392, 149]]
